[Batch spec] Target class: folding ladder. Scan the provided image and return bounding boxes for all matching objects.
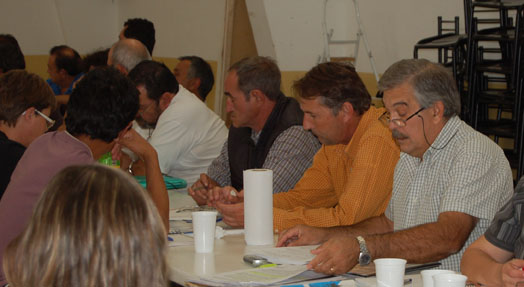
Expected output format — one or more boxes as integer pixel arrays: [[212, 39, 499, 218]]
[[320, 0, 380, 84]]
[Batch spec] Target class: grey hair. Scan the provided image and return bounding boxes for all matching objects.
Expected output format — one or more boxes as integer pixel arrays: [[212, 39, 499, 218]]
[[111, 39, 152, 72], [228, 56, 281, 101], [378, 59, 460, 118]]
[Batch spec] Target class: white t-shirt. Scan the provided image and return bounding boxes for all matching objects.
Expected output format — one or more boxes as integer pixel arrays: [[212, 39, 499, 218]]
[[135, 85, 228, 186]]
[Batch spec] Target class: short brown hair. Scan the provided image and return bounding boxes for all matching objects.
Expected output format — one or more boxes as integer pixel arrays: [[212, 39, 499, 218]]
[[293, 62, 371, 115], [0, 70, 56, 126], [3, 164, 168, 287]]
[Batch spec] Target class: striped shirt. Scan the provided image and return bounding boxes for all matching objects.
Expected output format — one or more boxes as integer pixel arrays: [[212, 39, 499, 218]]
[[386, 116, 513, 271], [485, 178, 524, 257], [207, 125, 320, 194]]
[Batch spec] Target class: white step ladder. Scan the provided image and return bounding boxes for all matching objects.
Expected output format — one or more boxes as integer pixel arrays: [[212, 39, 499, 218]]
[[320, 0, 380, 84]]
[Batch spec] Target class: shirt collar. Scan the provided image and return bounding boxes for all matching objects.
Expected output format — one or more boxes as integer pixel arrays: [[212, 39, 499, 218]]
[[251, 129, 261, 145], [344, 106, 384, 157]]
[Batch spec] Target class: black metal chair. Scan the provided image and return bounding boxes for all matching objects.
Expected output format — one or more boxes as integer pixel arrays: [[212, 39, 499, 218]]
[[414, 16, 469, 120], [465, 0, 524, 178]]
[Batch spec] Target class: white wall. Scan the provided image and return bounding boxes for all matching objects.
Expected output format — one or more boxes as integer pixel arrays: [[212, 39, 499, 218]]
[[0, 0, 117, 55], [248, 0, 465, 73], [0, 0, 226, 60], [116, 0, 226, 61]]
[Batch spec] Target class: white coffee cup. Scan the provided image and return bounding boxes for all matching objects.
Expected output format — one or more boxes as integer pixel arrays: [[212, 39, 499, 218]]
[[421, 269, 455, 287], [433, 273, 467, 287], [374, 258, 407, 287], [192, 211, 217, 253]]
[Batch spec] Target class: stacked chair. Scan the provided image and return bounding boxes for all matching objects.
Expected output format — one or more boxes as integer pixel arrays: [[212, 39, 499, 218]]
[[414, 0, 524, 180], [413, 17, 468, 118], [465, 0, 524, 179]]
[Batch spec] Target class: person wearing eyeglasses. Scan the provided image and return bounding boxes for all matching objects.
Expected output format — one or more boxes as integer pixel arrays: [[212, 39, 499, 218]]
[[0, 70, 56, 199], [0, 67, 169, 286], [277, 59, 513, 274]]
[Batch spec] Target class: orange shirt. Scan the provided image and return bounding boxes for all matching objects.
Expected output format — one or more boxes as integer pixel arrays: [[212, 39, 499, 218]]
[[273, 106, 400, 231]]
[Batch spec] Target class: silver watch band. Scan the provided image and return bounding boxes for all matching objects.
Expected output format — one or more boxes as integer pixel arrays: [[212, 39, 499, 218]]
[[357, 235, 369, 253]]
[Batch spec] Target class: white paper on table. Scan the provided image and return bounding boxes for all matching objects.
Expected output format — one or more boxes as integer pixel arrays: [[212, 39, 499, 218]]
[[247, 245, 319, 265], [169, 206, 219, 221], [168, 240, 193, 247], [167, 234, 194, 247], [244, 169, 273, 245], [169, 209, 192, 221], [193, 264, 308, 286]]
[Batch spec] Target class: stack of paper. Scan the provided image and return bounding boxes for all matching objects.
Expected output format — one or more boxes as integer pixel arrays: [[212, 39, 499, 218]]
[[247, 245, 319, 265], [191, 265, 323, 286]]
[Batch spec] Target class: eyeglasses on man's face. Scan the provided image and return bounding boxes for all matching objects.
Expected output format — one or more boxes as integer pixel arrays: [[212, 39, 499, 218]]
[[379, 107, 425, 127], [22, 109, 55, 130]]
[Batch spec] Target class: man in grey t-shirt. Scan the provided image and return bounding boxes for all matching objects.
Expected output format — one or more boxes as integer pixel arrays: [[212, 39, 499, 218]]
[[461, 178, 524, 286]]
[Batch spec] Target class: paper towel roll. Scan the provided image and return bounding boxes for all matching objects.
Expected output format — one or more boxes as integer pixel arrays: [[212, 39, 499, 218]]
[[244, 169, 273, 245]]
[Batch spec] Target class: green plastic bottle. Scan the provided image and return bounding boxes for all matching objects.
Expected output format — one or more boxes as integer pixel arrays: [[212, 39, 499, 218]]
[[98, 152, 120, 168]]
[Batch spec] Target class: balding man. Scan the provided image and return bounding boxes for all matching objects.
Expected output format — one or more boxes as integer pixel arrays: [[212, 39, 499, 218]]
[[46, 45, 83, 96], [108, 38, 151, 75]]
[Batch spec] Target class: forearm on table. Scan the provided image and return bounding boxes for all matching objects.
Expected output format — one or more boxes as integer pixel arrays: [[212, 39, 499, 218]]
[[143, 149, 169, 231], [326, 214, 393, 238], [365, 212, 476, 263], [461, 247, 504, 285], [461, 235, 514, 286]]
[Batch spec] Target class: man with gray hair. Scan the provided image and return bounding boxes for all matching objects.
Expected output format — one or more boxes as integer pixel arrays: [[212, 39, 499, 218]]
[[189, 56, 320, 204], [277, 59, 513, 273], [107, 38, 151, 75]]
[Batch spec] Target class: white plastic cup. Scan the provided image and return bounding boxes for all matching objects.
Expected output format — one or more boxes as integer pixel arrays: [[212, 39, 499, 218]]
[[192, 211, 217, 253], [421, 269, 455, 287], [193, 253, 215, 275], [374, 258, 407, 287], [433, 273, 467, 287]]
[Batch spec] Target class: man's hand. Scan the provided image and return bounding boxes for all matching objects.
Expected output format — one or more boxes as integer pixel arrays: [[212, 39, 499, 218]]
[[501, 259, 524, 287], [277, 225, 330, 247], [307, 235, 359, 275], [189, 174, 219, 205], [208, 186, 243, 206], [215, 201, 245, 227]]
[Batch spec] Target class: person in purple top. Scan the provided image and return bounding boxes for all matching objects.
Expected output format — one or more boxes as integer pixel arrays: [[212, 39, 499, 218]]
[[0, 67, 169, 286]]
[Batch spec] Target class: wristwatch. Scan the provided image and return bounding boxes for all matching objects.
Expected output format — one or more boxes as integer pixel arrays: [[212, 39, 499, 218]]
[[356, 236, 371, 266]]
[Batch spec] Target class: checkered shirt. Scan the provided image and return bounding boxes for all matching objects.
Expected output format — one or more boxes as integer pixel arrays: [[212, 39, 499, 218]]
[[207, 125, 320, 193], [385, 116, 513, 271]]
